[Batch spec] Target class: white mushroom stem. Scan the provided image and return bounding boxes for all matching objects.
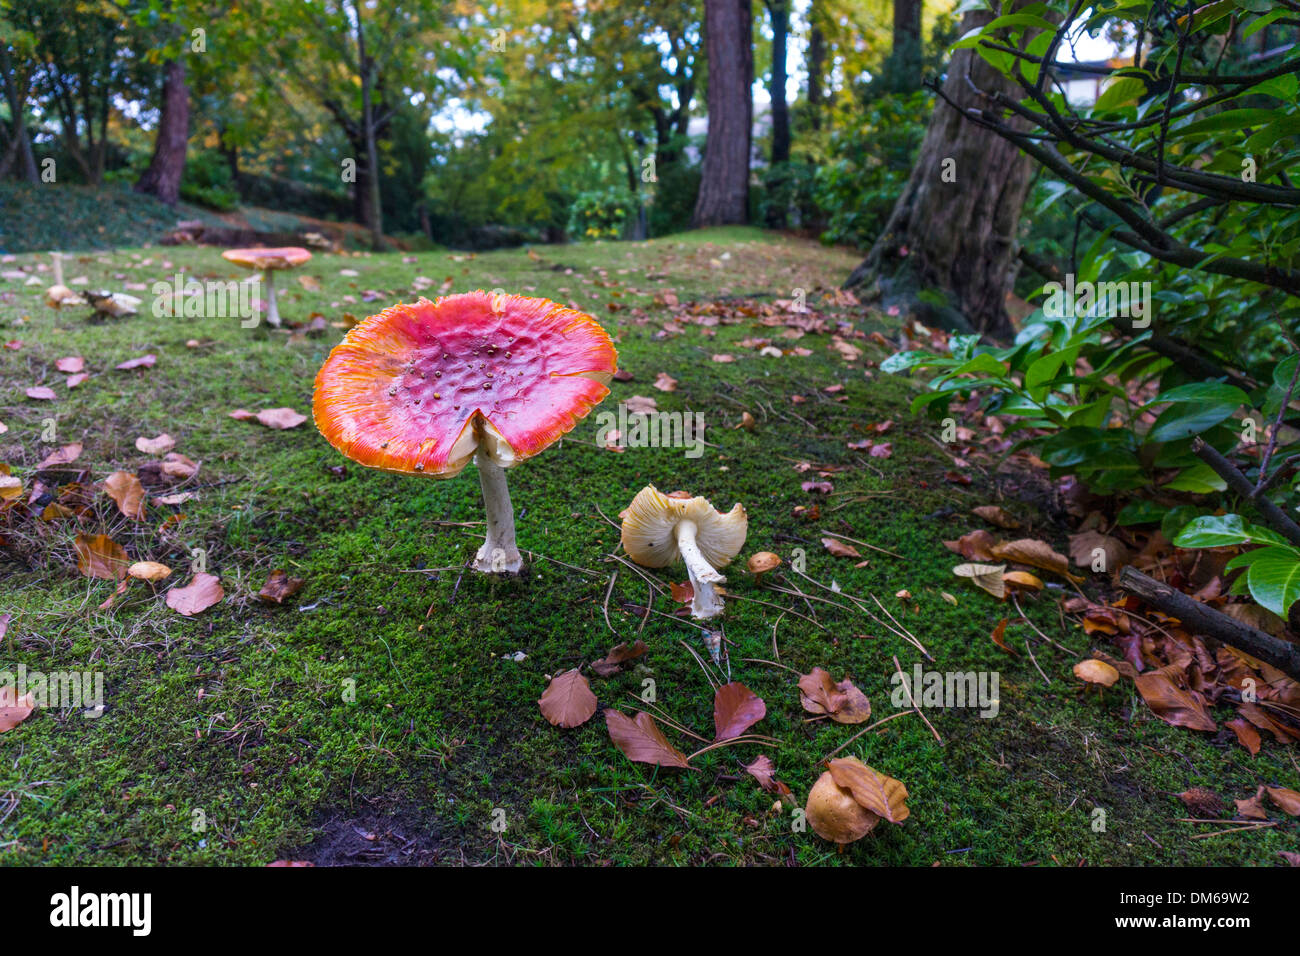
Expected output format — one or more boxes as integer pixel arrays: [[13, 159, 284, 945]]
[[675, 519, 726, 619], [262, 269, 281, 327], [51, 251, 64, 286], [473, 452, 523, 573]]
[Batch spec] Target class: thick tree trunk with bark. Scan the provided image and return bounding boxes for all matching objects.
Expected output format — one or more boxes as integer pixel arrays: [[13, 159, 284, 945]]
[[135, 59, 189, 205], [693, 0, 753, 227], [844, 7, 1036, 339]]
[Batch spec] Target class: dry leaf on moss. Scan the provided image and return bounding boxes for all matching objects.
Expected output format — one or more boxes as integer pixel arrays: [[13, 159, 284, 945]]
[[166, 572, 224, 616], [1133, 666, 1216, 732], [826, 757, 910, 823], [0, 685, 35, 733], [953, 562, 1006, 599], [590, 640, 647, 677], [604, 709, 690, 767], [744, 754, 792, 797], [990, 538, 1084, 583], [538, 669, 597, 728], [713, 682, 766, 740], [797, 667, 871, 724], [103, 471, 146, 520], [74, 533, 128, 580], [821, 537, 861, 559]]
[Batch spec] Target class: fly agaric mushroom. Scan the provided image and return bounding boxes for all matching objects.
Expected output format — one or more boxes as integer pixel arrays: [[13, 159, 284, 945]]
[[45, 251, 84, 309], [222, 247, 312, 328], [747, 551, 781, 583], [620, 485, 747, 619], [314, 291, 617, 573]]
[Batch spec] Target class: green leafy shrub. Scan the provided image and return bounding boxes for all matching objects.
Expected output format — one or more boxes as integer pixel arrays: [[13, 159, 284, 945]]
[[812, 91, 931, 247], [180, 150, 240, 212], [1175, 515, 1300, 620], [567, 187, 635, 241]]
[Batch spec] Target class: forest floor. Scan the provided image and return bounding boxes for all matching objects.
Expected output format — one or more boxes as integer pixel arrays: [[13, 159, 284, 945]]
[[1, 226, 1296, 865]]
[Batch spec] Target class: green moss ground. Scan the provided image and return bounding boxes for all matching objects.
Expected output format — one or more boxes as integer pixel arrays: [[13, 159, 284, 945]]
[[1, 227, 1296, 865]]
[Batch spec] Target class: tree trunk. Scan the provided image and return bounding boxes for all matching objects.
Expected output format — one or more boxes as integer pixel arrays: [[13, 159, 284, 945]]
[[134, 58, 189, 205], [356, 19, 385, 250], [843, 7, 1036, 339], [890, 0, 923, 92], [0, 48, 38, 183], [693, 0, 753, 227], [768, 0, 790, 165], [806, 3, 826, 132]]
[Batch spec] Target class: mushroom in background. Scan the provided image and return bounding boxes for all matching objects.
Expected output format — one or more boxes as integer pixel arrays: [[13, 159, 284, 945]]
[[314, 291, 617, 573], [621, 485, 747, 619], [747, 551, 781, 584], [222, 247, 312, 327], [86, 289, 141, 318], [1073, 659, 1119, 695], [45, 251, 85, 309]]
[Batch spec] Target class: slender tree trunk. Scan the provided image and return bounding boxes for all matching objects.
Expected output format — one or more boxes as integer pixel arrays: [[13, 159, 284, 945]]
[[0, 49, 38, 183], [843, 7, 1037, 339], [768, 0, 790, 165], [135, 58, 189, 205], [693, 0, 753, 227], [806, 9, 825, 132], [890, 0, 923, 92], [356, 20, 385, 250], [361, 82, 384, 248]]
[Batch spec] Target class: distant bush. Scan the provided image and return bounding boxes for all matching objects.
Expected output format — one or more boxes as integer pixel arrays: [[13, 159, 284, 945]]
[[812, 90, 931, 247], [180, 151, 240, 212], [568, 187, 635, 241], [758, 161, 820, 230], [646, 159, 699, 237], [0, 183, 223, 253]]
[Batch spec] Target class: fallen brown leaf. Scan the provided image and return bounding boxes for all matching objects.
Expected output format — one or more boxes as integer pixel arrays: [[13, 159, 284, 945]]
[[166, 572, 225, 616], [1265, 786, 1300, 816], [103, 471, 146, 520], [713, 682, 766, 740], [1133, 665, 1217, 732], [822, 537, 861, 559], [972, 505, 1021, 530], [74, 533, 129, 580], [604, 709, 690, 767], [744, 754, 792, 797], [0, 685, 35, 733], [797, 667, 871, 724], [826, 757, 910, 823], [135, 433, 176, 455], [590, 640, 648, 677], [990, 538, 1083, 583], [37, 443, 82, 469], [258, 569, 305, 605], [538, 669, 597, 728]]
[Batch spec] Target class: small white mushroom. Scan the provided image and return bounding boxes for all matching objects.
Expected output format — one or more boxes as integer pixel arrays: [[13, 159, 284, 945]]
[[45, 251, 85, 309], [620, 485, 748, 619]]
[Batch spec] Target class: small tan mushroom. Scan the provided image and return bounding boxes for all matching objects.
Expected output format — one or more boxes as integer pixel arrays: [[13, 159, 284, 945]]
[[45, 252, 85, 309], [1073, 658, 1119, 694], [806, 770, 879, 846], [747, 551, 781, 584]]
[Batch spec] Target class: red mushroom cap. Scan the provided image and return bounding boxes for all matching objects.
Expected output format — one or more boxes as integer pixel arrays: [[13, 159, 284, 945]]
[[222, 247, 313, 270], [313, 291, 618, 477]]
